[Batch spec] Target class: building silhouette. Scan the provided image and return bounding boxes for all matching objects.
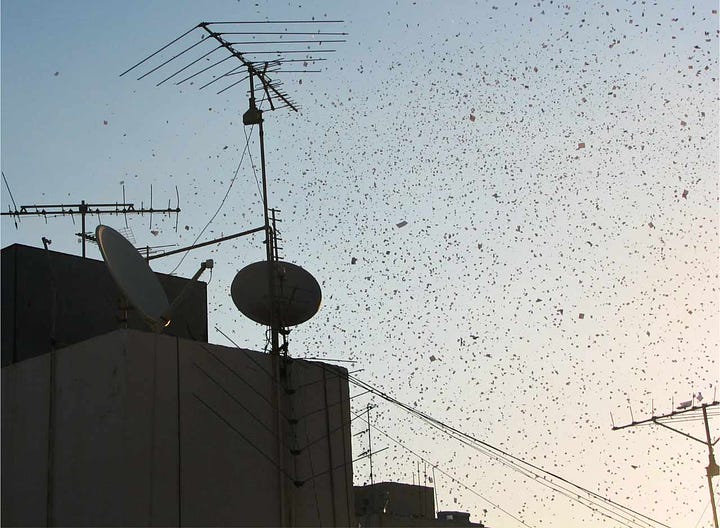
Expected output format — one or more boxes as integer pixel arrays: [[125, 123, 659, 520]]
[[354, 482, 484, 527], [1, 244, 354, 526]]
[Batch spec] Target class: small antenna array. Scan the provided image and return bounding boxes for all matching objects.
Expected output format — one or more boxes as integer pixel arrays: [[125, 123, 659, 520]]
[[1, 191, 180, 258]]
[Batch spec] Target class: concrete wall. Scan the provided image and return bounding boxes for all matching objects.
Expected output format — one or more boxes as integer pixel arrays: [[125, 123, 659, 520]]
[[1, 244, 208, 367], [1, 329, 354, 526]]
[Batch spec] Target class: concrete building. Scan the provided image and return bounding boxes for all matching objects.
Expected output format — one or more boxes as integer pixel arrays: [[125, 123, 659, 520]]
[[355, 482, 435, 526], [1, 244, 208, 367], [1, 244, 355, 526], [436, 511, 485, 526], [354, 482, 484, 527]]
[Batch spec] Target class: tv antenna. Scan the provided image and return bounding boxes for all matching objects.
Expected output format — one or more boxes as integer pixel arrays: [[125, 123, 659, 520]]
[[121, 20, 345, 355], [1, 187, 180, 258], [613, 396, 720, 528]]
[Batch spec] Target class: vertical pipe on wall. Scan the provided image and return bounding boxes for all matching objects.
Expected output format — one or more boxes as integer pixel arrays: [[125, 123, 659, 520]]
[[176, 336, 183, 527], [322, 368, 337, 526]]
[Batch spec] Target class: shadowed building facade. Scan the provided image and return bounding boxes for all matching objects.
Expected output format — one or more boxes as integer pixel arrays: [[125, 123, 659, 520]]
[[1, 245, 354, 526]]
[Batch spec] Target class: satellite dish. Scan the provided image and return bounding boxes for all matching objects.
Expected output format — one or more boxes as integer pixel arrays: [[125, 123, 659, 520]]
[[96, 224, 170, 326], [231, 260, 321, 327]]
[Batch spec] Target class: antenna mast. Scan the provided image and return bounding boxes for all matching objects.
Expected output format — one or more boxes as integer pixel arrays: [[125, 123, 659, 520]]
[[613, 398, 720, 527], [122, 20, 346, 527]]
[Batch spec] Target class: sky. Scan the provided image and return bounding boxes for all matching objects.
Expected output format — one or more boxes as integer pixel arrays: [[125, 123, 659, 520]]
[[2, 1, 719, 526]]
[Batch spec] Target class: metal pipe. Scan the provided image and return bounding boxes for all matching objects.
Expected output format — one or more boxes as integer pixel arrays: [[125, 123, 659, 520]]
[[80, 200, 87, 258], [146, 226, 263, 260]]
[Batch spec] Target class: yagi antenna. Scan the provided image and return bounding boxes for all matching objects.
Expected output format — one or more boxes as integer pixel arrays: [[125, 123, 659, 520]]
[[120, 20, 347, 109], [1, 188, 181, 258]]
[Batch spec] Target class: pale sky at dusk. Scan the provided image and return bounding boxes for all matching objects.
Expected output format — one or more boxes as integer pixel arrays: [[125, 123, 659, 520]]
[[2, 1, 719, 526]]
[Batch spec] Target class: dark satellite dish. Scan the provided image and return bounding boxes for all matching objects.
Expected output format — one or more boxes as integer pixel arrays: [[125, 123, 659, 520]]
[[231, 260, 321, 327], [96, 224, 170, 326]]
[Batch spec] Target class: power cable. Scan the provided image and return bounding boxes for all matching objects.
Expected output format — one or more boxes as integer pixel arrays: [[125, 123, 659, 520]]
[[352, 373, 666, 527], [169, 122, 256, 275], [341, 371, 671, 528], [206, 327, 667, 527], [214, 326, 274, 379], [199, 342, 282, 417], [692, 500, 711, 528], [352, 409, 534, 528], [403, 414, 650, 528], [304, 422, 323, 525], [243, 124, 265, 210], [192, 392, 295, 481], [193, 360, 275, 436]]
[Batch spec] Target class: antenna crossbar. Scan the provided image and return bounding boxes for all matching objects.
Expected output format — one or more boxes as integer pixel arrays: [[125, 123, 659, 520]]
[[3, 199, 181, 258], [612, 400, 720, 430], [197, 24, 298, 111], [120, 19, 345, 110]]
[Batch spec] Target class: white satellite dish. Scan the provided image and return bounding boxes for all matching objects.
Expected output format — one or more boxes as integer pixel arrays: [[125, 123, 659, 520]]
[[96, 224, 170, 327], [231, 260, 321, 327]]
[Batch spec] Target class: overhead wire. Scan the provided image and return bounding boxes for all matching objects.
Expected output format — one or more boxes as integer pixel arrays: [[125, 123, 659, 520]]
[[213, 328, 373, 421], [304, 422, 323, 525], [201, 331, 665, 528], [207, 319, 671, 528], [261, 361, 650, 523], [243, 122, 266, 210], [192, 392, 295, 480], [204, 324, 668, 527], [193, 360, 275, 436], [692, 500, 711, 528], [340, 370, 671, 528], [168, 119, 257, 275], [214, 326, 274, 379], [354, 373, 667, 527], [195, 333, 381, 496], [351, 409, 535, 528], [401, 413, 652, 528], [198, 342, 281, 417]]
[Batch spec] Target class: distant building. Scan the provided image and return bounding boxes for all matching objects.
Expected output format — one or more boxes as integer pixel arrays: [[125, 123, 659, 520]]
[[355, 482, 485, 527], [437, 510, 485, 526], [1, 244, 355, 526]]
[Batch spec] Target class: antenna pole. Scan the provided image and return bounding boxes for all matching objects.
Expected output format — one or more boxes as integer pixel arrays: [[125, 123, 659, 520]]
[[258, 99, 280, 359], [80, 200, 87, 258], [243, 67, 287, 527], [367, 403, 374, 487], [243, 68, 280, 357], [703, 405, 720, 528]]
